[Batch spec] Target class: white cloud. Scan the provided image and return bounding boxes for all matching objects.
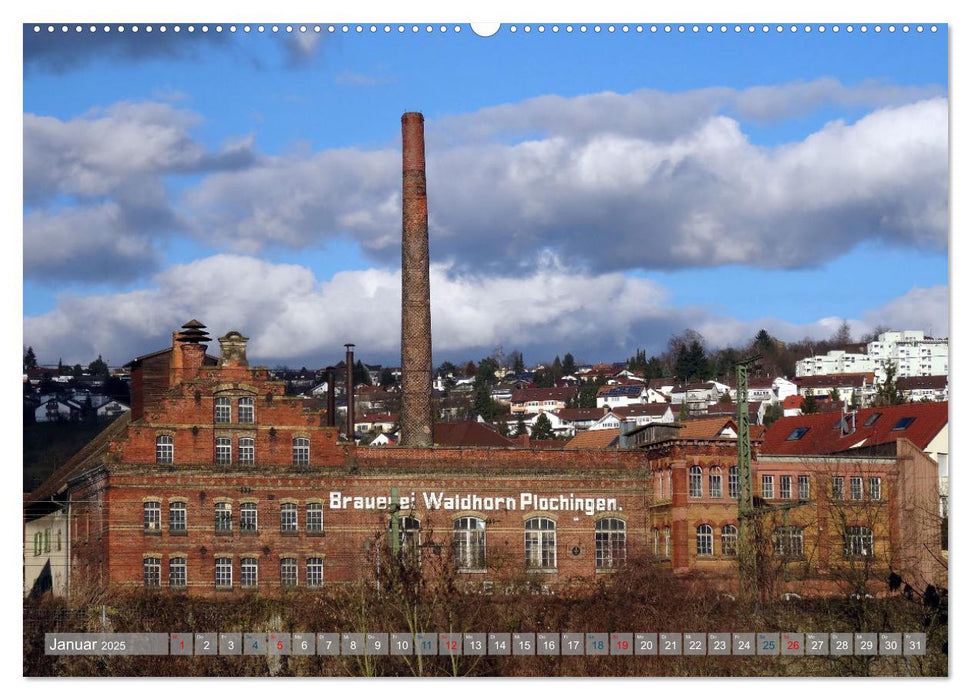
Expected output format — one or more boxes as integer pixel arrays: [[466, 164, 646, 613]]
[[179, 92, 947, 275], [22, 255, 947, 368]]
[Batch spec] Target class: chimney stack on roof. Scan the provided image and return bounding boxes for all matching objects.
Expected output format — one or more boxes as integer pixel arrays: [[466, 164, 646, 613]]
[[176, 319, 210, 381], [399, 112, 434, 447]]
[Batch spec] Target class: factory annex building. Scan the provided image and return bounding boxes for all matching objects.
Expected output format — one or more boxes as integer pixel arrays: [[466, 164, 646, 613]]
[[24, 323, 943, 598]]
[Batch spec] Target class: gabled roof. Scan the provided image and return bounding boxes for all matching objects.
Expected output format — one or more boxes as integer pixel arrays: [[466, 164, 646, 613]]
[[795, 373, 875, 389], [596, 385, 645, 397], [433, 421, 515, 448], [614, 404, 671, 418], [760, 401, 947, 456], [897, 375, 948, 391], [511, 387, 576, 403], [782, 395, 803, 410], [677, 417, 737, 440], [707, 401, 761, 416], [554, 407, 605, 421], [565, 429, 620, 449]]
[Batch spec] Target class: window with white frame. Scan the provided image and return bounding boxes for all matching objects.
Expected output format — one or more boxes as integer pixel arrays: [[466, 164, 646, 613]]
[[709, 467, 723, 498], [595, 518, 626, 569], [281, 558, 298, 587], [664, 526, 671, 558], [143, 500, 161, 531], [156, 435, 173, 464], [798, 475, 810, 500], [729, 465, 739, 499], [666, 471, 672, 500], [292, 437, 310, 466], [169, 501, 186, 533], [215, 437, 232, 465], [696, 524, 713, 556], [306, 503, 324, 533], [653, 528, 660, 556], [850, 476, 863, 501], [868, 476, 882, 500], [524, 517, 556, 570], [721, 525, 738, 556], [169, 557, 186, 588], [395, 516, 422, 563], [780, 475, 792, 500], [238, 437, 255, 466], [689, 466, 703, 498], [306, 557, 323, 587], [240, 502, 258, 532], [773, 527, 804, 559], [214, 396, 231, 423], [238, 397, 255, 424], [240, 558, 258, 588], [215, 557, 232, 588], [832, 476, 844, 500], [762, 475, 775, 499], [843, 526, 874, 558], [215, 503, 232, 533], [453, 516, 486, 570], [281, 503, 298, 533], [143, 557, 161, 587]]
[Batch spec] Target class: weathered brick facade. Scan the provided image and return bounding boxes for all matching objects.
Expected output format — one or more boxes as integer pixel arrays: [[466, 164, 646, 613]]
[[48, 324, 943, 599]]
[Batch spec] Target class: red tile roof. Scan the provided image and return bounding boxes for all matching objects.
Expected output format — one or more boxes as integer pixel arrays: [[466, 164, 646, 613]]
[[677, 417, 737, 440], [760, 401, 947, 456], [782, 395, 803, 410], [565, 429, 620, 449], [433, 421, 515, 448]]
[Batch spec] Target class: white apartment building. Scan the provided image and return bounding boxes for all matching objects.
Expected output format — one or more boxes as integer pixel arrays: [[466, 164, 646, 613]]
[[866, 331, 948, 383], [796, 331, 948, 384]]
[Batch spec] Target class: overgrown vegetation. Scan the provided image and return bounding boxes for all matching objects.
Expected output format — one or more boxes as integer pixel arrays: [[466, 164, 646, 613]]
[[24, 551, 946, 677]]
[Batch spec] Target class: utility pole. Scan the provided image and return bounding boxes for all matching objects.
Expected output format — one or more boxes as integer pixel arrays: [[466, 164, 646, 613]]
[[737, 355, 810, 600]]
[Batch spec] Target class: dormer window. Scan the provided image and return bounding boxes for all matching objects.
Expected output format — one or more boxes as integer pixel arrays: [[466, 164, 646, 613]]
[[786, 427, 809, 441]]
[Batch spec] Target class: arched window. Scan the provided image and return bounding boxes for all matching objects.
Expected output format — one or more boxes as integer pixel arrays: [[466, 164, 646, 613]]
[[215, 437, 231, 465], [728, 465, 739, 499], [280, 503, 298, 532], [773, 526, 804, 559], [239, 502, 258, 532], [390, 516, 421, 564], [238, 396, 255, 424], [524, 517, 557, 570], [689, 466, 703, 498], [214, 396, 231, 423], [453, 517, 486, 570], [595, 518, 626, 570], [844, 526, 874, 558], [696, 524, 713, 555], [721, 525, 738, 556], [238, 437, 255, 466], [240, 557, 258, 588], [156, 435, 173, 464], [143, 557, 161, 588], [280, 558, 298, 587], [709, 467, 723, 498], [292, 437, 310, 466], [168, 557, 186, 588]]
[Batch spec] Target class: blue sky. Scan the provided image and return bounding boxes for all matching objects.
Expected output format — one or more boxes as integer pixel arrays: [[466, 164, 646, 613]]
[[22, 19, 949, 369]]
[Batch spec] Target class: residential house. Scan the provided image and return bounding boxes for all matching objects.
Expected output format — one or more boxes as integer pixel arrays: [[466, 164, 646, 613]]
[[595, 384, 648, 409], [897, 375, 948, 403], [510, 387, 576, 415]]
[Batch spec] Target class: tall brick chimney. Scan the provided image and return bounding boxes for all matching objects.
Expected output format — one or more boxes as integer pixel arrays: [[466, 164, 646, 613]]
[[399, 112, 434, 447]]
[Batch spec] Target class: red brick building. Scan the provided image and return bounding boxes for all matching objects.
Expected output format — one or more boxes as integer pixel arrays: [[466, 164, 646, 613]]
[[25, 323, 944, 599]]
